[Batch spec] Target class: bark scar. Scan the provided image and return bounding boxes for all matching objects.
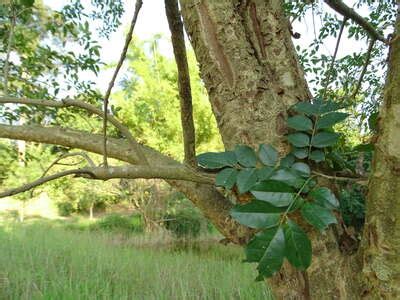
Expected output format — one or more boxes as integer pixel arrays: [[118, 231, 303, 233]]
[[249, 2, 266, 59], [196, 2, 235, 87]]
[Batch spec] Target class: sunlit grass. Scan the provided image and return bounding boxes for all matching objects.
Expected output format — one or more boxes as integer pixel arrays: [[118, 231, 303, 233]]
[[0, 222, 272, 300]]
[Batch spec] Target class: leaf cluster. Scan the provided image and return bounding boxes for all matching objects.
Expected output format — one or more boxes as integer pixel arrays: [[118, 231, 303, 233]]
[[197, 99, 348, 279]]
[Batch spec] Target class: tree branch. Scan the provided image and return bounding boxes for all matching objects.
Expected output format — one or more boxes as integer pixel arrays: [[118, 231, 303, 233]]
[[312, 171, 368, 185], [351, 38, 375, 99], [0, 165, 214, 198], [324, 0, 388, 44], [165, 0, 197, 167], [323, 16, 347, 96], [102, 0, 143, 167], [0, 95, 148, 164], [40, 151, 95, 177], [0, 123, 252, 244], [3, 7, 16, 95], [0, 169, 95, 198]]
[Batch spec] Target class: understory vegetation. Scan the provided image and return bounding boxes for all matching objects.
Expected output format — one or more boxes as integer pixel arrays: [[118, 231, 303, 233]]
[[0, 221, 271, 300]]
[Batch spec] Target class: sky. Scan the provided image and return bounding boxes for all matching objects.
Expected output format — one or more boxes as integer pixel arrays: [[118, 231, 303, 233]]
[[42, 0, 369, 95]]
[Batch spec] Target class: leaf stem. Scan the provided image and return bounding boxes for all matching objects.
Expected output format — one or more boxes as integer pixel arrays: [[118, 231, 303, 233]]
[[279, 176, 315, 226]]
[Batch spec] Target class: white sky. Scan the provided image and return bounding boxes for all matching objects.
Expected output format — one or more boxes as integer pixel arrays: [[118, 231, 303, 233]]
[[42, 0, 369, 95]]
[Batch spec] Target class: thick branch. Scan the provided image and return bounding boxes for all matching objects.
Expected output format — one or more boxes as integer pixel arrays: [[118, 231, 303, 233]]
[[324, 0, 388, 43], [165, 0, 196, 167], [0, 164, 214, 198], [0, 123, 251, 243], [0, 95, 148, 164], [102, 0, 143, 167]]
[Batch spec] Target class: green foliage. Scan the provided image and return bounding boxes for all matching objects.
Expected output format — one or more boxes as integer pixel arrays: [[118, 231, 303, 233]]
[[339, 185, 366, 230], [198, 98, 348, 279], [283, 220, 312, 270], [113, 37, 223, 160], [258, 144, 278, 167], [57, 202, 75, 217], [164, 209, 202, 239], [93, 214, 143, 233]]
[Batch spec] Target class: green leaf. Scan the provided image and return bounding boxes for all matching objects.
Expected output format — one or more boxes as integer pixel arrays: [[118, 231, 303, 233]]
[[284, 220, 312, 270], [287, 115, 313, 131], [309, 150, 325, 162], [256, 166, 274, 181], [309, 187, 339, 209], [20, 0, 35, 7], [311, 132, 339, 148], [235, 145, 257, 168], [313, 98, 343, 114], [353, 143, 374, 152], [270, 169, 305, 189], [236, 169, 258, 194], [290, 197, 306, 212], [280, 154, 295, 168], [293, 99, 343, 116], [257, 227, 285, 277], [301, 203, 337, 231], [292, 148, 308, 159], [231, 201, 284, 229], [292, 102, 319, 115], [250, 180, 295, 207], [258, 144, 278, 166], [316, 112, 349, 129], [215, 168, 238, 189], [197, 151, 236, 169], [291, 162, 310, 177], [287, 133, 310, 148]]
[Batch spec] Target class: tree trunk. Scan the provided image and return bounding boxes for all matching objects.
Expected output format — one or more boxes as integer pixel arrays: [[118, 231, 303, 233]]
[[178, 0, 399, 298], [358, 11, 400, 298], [89, 203, 94, 220]]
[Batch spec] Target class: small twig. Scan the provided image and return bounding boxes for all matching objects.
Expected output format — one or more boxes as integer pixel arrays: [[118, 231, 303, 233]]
[[0, 96, 148, 165], [3, 7, 16, 95], [350, 38, 375, 100], [165, 0, 197, 167], [0, 165, 215, 198], [102, 0, 143, 168], [0, 169, 95, 198], [40, 152, 95, 178], [312, 170, 368, 184], [322, 16, 347, 97], [324, 0, 388, 44], [29, 151, 95, 197]]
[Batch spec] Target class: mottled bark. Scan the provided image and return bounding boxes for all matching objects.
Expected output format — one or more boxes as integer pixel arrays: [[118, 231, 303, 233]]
[[178, 0, 361, 298], [180, 0, 310, 150], [359, 12, 400, 298]]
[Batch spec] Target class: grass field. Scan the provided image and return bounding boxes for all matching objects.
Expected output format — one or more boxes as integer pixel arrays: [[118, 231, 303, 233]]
[[0, 221, 272, 300]]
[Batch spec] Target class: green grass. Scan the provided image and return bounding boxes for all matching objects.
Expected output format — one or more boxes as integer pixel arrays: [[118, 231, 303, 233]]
[[0, 222, 271, 300]]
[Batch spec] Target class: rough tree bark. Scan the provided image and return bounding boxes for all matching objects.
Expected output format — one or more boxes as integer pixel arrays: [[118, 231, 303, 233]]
[[358, 10, 400, 298], [179, 0, 348, 298]]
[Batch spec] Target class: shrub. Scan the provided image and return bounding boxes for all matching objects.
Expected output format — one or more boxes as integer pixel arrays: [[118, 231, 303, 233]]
[[57, 202, 75, 217], [163, 210, 202, 238], [92, 214, 143, 232]]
